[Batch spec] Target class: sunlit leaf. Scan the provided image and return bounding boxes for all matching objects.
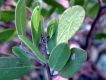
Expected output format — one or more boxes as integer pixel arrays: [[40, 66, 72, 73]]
[[57, 5, 85, 45]]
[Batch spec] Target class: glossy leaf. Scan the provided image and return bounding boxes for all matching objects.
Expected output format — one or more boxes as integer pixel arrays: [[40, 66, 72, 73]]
[[18, 35, 47, 63], [0, 57, 33, 80], [0, 10, 15, 22], [48, 43, 70, 71], [15, 0, 27, 35], [0, 29, 16, 44], [57, 5, 85, 45], [59, 48, 87, 78], [47, 19, 58, 53]]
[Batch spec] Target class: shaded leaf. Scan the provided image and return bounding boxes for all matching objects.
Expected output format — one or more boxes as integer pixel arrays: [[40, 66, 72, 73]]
[[48, 43, 70, 71], [15, 0, 27, 35], [86, 3, 99, 18], [59, 48, 87, 78], [0, 10, 14, 22], [70, 0, 85, 6], [0, 57, 33, 80], [57, 5, 85, 45], [47, 19, 58, 53], [96, 33, 106, 42], [43, 0, 65, 14], [0, 29, 16, 44]]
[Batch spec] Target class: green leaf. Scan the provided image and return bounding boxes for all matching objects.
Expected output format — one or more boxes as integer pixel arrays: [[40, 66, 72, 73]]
[[96, 33, 106, 42], [31, 6, 44, 46], [86, 3, 99, 18], [48, 43, 70, 71], [57, 5, 85, 45], [43, 0, 65, 14], [12, 47, 30, 59], [47, 19, 58, 53], [31, 6, 40, 32], [0, 10, 15, 22], [0, 0, 4, 6], [0, 29, 16, 44], [15, 0, 27, 35], [18, 35, 47, 63], [0, 57, 34, 80], [47, 19, 58, 39], [59, 48, 87, 78], [70, 0, 85, 6], [26, 0, 33, 7]]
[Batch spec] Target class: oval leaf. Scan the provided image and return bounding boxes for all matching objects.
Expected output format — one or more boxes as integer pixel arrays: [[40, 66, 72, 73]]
[[57, 5, 85, 45], [59, 48, 87, 78], [15, 0, 27, 35], [48, 43, 70, 71]]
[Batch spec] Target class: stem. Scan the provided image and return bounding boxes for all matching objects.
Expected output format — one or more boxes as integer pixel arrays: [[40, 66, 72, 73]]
[[39, 34, 52, 80], [46, 65, 52, 80]]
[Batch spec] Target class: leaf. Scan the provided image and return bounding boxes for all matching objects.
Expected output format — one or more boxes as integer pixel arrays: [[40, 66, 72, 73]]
[[59, 48, 87, 78], [15, 0, 27, 35], [18, 35, 47, 63], [48, 43, 70, 71], [95, 33, 106, 42], [0, 10, 15, 22], [70, 0, 85, 6], [47, 19, 58, 53], [0, 0, 4, 6], [12, 47, 30, 59], [57, 5, 85, 45], [41, 7, 55, 18], [47, 19, 58, 39], [43, 0, 65, 14], [86, 3, 99, 18], [31, 6, 44, 46], [26, 0, 33, 7], [0, 57, 34, 80], [31, 6, 40, 32], [0, 29, 16, 44]]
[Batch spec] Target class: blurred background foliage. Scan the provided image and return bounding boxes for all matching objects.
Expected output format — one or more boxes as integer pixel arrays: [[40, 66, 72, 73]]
[[1, 0, 106, 80]]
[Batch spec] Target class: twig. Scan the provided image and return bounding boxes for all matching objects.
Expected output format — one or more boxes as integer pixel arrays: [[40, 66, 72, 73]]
[[39, 34, 52, 80]]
